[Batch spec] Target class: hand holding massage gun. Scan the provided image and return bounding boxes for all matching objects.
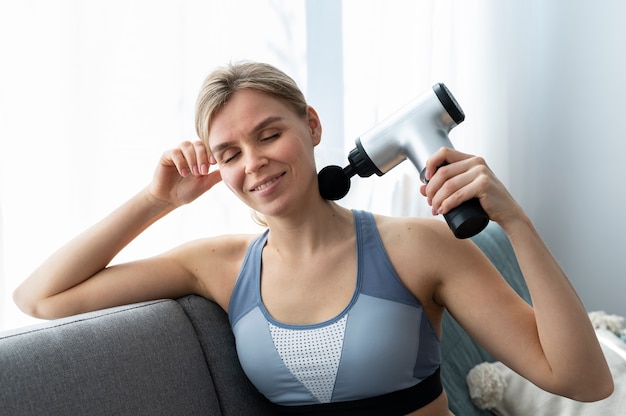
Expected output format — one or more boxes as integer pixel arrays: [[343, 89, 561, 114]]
[[318, 83, 489, 239]]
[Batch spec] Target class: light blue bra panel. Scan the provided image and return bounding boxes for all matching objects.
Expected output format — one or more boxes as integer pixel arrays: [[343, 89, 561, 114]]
[[332, 294, 421, 400], [232, 306, 316, 404]]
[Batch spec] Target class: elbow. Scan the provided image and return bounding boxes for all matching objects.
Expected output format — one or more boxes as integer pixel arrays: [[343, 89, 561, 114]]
[[13, 284, 82, 320], [577, 356, 615, 402], [12, 285, 47, 320], [565, 373, 614, 403], [12, 286, 35, 317], [596, 378, 615, 402], [578, 377, 614, 403]]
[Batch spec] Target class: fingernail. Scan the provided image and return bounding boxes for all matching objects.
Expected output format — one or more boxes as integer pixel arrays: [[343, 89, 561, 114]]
[[181, 167, 190, 177], [427, 197, 432, 206], [200, 164, 209, 175], [192, 165, 200, 175]]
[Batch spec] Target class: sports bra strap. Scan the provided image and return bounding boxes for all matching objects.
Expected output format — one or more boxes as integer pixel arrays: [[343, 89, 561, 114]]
[[270, 367, 442, 416]]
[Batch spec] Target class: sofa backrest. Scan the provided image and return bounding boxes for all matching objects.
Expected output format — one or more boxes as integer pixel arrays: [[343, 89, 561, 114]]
[[176, 295, 275, 415]]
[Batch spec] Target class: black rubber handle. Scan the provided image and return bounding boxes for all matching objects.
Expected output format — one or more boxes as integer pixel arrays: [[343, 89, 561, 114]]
[[443, 198, 489, 239]]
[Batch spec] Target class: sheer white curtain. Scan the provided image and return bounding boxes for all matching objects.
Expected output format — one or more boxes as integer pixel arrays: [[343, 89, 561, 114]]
[[1, 0, 506, 330], [0, 0, 308, 329]]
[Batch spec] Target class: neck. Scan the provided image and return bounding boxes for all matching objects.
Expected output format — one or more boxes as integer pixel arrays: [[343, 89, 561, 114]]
[[263, 201, 354, 257]]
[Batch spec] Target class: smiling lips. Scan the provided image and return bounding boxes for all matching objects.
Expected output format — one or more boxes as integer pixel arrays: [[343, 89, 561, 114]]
[[251, 172, 285, 192]]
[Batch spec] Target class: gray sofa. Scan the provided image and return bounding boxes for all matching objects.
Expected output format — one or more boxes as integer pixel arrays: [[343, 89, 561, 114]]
[[0, 222, 529, 416]]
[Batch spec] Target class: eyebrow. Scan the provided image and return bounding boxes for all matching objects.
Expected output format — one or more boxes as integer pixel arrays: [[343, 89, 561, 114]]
[[211, 116, 285, 154]]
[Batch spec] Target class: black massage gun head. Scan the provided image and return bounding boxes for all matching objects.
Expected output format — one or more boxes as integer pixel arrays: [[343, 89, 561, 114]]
[[318, 165, 352, 200], [318, 140, 381, 200]]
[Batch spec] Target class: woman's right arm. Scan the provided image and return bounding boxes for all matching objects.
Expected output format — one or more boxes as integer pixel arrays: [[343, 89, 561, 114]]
[[13, 140, 222, 319]]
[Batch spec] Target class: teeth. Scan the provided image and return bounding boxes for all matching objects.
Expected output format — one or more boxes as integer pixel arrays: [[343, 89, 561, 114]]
[[254, 177, 279, 191]]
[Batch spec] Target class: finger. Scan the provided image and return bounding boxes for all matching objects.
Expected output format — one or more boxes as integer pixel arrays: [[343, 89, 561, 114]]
[[201, 169, 223, 190], [423, 163, 462, 201], [164, 147, 191, 177], [419, 183, 428, 198], [424, 152, 486, 194], [179, 141, 199, 175], [191, 170, 223, 201], [431, 170, 478, 215], [192, 140, 211, 175], [426, 167, 466, 214], [423, 147, 473, 182]]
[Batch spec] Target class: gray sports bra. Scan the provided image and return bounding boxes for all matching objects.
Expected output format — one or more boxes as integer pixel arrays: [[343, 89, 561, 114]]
[[228, 210, 441, 409]]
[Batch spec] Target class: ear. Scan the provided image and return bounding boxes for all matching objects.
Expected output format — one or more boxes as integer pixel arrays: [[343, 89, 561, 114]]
[[306, 106, 322, 146]]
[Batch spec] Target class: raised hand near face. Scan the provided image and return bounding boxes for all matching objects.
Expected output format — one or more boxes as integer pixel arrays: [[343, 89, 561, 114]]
[[148, 140, 223, 208]]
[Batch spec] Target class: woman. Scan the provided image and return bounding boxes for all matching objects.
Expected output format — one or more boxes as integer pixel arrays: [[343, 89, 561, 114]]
[[14, 62, 613, 415]]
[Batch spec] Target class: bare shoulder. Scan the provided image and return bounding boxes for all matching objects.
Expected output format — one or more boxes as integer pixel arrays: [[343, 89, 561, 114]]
[[371, 214, 491, 321], [373, 213, 487, 264], [167, 232, 262, 309], [372, 214, 450, 243], [370, 215, 449, 315], [176, 233, 259, 259], [372, 214, 469, 263]]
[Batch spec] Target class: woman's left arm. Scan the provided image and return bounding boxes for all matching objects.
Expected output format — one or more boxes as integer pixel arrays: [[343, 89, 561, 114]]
[[421, 147, 614, 402]]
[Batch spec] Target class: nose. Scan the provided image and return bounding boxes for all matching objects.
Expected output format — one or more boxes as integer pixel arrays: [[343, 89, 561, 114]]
[[244, 150, 268, 174]]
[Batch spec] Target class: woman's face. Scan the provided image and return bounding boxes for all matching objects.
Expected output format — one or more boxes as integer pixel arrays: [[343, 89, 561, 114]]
[[207, 89, 322, 217]]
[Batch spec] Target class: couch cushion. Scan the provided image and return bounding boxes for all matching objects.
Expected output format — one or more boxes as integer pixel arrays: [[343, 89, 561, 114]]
[[177, 295, 275, 415], [0, 300, 221, 416]]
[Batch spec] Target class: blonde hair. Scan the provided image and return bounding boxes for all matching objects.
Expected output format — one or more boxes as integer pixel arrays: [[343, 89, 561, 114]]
[[194, 61, 308, 147]]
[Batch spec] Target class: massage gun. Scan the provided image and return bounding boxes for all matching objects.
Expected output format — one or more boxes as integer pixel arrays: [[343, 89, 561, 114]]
[[318, 83, 489, 239]]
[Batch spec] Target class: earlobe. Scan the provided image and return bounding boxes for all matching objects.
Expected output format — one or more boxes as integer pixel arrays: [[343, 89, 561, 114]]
[[307, 106, 322, 146]]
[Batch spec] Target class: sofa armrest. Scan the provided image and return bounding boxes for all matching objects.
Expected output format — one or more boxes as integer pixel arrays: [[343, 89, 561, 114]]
[[0, 300, 221, 416]]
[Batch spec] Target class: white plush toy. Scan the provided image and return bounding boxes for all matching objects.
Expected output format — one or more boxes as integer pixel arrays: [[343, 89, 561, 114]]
[[589, 310, 626, 338], [466, 311, 626, 416], [466, 362, 507, 410]]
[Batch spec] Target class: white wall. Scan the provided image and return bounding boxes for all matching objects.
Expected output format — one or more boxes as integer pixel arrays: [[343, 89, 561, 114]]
[[500, 1, 626, 316]]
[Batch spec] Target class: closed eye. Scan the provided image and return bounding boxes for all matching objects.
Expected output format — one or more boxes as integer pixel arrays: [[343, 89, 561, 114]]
[[261, 132, 281, 142], [220, 150, 240, 164]]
